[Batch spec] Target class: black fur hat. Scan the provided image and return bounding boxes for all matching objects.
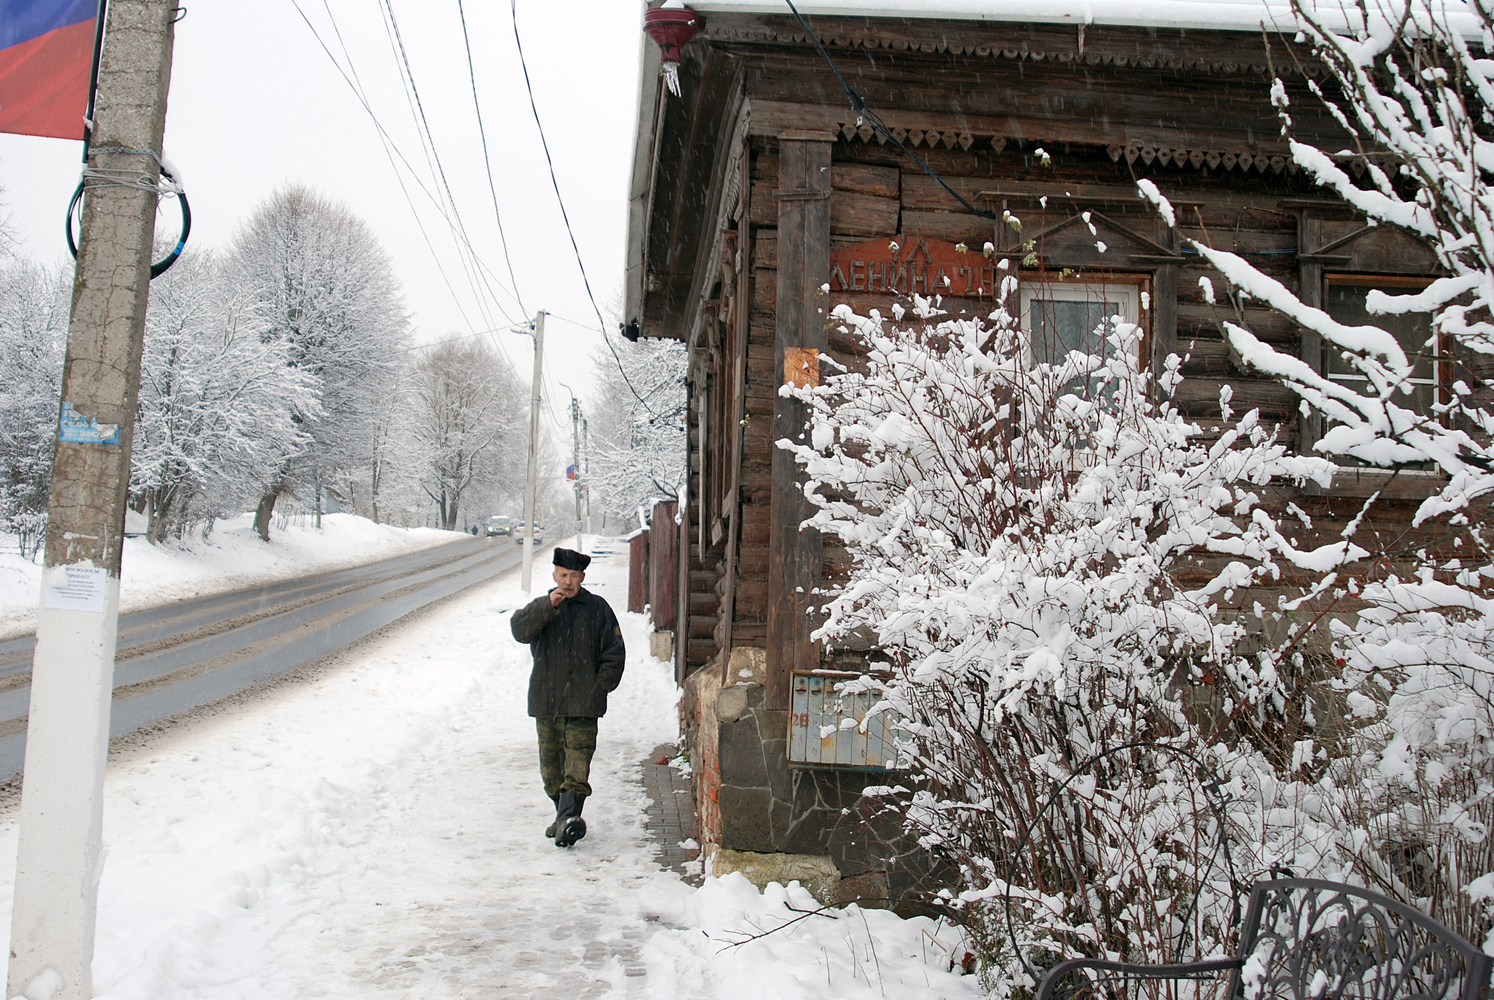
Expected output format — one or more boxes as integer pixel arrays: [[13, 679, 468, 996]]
[[553, 548, 591, 571]]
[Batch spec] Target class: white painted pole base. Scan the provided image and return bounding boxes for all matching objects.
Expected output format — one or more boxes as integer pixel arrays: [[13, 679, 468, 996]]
[[521, 534, 534, 593], [7, 579, 121, 1000]]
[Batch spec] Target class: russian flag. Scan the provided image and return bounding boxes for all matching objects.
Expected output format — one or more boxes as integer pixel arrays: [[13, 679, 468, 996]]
[[0, 0, 100, 140]]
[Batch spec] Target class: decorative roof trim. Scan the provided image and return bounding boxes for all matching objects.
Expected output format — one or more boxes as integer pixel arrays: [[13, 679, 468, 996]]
[[704, 20, 1322, 77], [819, 123, 1305, 177]]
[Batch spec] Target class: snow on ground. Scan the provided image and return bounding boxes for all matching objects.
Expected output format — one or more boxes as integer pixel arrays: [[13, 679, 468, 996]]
[[0, 513, 459, 640], [0, 537, 976, 998]]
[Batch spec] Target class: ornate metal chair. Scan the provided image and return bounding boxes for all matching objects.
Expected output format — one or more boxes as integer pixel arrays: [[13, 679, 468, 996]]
[[1035, 878, 1493, 1000]]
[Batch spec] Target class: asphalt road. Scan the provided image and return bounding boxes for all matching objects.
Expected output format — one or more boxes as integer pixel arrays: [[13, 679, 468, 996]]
[[0, 535, 547, 781]]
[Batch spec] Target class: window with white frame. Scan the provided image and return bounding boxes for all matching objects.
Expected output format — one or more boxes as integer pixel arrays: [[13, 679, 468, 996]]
[[1019, 277, 1144, 395]]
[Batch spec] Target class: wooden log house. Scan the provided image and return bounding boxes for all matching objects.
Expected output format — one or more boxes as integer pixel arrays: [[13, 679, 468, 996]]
[[625, 0, 1457, 909]]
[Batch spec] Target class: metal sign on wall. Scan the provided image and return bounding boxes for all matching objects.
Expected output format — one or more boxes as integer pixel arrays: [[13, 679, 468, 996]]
[[829, 235, 998, 299], [788, 673, 898, 770]]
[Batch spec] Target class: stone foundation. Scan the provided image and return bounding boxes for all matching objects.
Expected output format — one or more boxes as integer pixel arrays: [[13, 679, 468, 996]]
[[710, 849, 840, 904], [649, 629, 674, 662], [685, 646, 953, 913]]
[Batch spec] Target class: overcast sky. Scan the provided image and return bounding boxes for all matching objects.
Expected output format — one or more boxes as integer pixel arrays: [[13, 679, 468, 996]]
[[0, 0, 646, 437]]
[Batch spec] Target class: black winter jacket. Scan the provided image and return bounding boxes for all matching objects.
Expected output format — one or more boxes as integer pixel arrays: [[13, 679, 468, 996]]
[[510, 587, 626, 718]]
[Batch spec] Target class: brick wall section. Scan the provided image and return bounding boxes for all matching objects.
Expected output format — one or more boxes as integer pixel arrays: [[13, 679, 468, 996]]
[[683, 662, 723, 844]]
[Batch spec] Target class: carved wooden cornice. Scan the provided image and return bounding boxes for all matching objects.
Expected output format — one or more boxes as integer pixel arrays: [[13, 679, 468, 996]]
[[827, 125, 1304, 176], [703, 15, 1320, 78]]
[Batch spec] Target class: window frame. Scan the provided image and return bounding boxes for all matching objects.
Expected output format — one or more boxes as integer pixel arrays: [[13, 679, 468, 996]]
[[1321, 273, 1442, 415], [1017, 271, 1152, 370]]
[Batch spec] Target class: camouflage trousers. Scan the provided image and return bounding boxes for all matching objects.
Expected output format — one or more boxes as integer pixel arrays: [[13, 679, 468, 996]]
[[535, 716, 597, 798]]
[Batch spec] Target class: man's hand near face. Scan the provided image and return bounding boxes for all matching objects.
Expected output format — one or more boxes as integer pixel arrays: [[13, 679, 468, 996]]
[[549, 566, 586, 607]]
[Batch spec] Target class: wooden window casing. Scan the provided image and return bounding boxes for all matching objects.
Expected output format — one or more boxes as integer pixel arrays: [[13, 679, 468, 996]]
[[1320, 274, 1442, 474]]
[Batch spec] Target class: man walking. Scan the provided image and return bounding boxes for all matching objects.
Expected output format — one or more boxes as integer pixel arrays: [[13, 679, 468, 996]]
[[510, 548, 626, 847]]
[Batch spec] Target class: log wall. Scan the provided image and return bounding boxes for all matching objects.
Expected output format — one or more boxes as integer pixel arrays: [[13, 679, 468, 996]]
[[650, 19, 1485, 896]]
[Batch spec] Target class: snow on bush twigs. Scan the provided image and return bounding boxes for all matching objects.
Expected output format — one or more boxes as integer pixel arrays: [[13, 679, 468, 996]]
[[1126, 0, 1494, 949], [777, 287, 1354, 991]]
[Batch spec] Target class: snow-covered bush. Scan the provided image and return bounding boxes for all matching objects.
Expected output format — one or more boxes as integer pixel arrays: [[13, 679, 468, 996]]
[[1128, 0, 1494, 947], [781, 289, 1343, 991]]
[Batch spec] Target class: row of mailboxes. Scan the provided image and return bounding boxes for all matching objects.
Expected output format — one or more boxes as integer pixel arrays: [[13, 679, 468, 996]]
[[787, 673, 899, 770]]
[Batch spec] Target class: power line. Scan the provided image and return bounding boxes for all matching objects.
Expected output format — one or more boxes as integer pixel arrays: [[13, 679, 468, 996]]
[[294, 0, 526, 366], [510, 0, 659, 417], [782, 0, 998, 221], [457, 0, 526, 318], [292, 0, 487, 338], [378, 0, 517, 330], [358, 0, 520, 373]]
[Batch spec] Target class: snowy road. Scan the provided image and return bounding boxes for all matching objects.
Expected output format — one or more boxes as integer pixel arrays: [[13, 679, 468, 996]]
[[0, 536, 537, 781], [0, 540, 977, 999]]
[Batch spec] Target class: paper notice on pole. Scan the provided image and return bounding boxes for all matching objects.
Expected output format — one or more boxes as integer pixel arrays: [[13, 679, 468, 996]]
[[58, 401, 121, 445], [42, 565, 109, 613]]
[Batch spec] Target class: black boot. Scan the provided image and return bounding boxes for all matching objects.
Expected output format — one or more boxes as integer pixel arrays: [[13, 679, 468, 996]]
[[544, 796, 560, 839], [554, 792, 587, 848]]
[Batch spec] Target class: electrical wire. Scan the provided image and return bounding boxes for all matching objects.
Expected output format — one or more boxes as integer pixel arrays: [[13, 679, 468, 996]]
[[782, 0, 999, 221], [379, 0, 517, 331], [292, 0, 487, 337], [457, 0, 527, 318], [299, 0, 527, 365], [301, 1, 533, 380], [510, 0, 660, 416]]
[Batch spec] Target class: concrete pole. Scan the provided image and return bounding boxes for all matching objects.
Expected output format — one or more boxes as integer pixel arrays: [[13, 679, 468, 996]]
[[520, 311, 545, 592], [7, 3, 179, 998], [582, 416, 591, 536], [569, 394, 582, 547]]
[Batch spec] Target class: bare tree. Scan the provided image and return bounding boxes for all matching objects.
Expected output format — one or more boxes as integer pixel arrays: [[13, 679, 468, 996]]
[[406, 338, 520, 531], [0, 261, 68, 558], [586, 337, 687, 521]]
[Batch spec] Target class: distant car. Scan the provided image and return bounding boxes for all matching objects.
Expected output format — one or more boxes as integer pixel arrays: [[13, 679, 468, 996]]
[[513, 522, 544, 544], [485, 515, 513, 538]]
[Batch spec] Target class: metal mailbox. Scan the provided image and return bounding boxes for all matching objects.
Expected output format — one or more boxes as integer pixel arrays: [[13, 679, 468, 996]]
[[787, 673, 898, 770]]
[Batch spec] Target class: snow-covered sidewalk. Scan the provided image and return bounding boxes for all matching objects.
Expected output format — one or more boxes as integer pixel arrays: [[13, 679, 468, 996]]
[[0, 513, 461, 640], [0, 539, 975, 998]]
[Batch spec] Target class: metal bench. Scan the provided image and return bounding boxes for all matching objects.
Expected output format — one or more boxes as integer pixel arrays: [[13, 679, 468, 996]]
[[1036, 877, 1493, 1000]]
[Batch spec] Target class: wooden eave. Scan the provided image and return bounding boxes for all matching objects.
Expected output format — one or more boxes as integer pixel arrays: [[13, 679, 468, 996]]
[[699, 12, 1324, 77], [626, 40, 745, 344], [624, 12, 1350, 342]]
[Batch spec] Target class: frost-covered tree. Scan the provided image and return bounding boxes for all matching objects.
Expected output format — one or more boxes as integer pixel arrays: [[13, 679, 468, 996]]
[[587, 337, 687, 521], [227, 185, 409, 540], [404, 338, 522, 531], [132, 249, 316, 542], [1129, 0, 1494, 944], [0, 260, 67, 559]]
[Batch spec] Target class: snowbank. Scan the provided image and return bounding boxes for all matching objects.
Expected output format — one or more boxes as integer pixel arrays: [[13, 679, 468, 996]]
[[640, 873, 978, 998], [0, 513, 458, 639]]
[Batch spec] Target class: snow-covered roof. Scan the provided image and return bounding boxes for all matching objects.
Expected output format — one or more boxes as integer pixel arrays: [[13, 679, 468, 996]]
[[682, 0, 1476, 35]]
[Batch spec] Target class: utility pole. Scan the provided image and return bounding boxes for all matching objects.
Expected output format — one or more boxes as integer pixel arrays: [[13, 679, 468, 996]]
[[7, 3, 180, 998], [582, 415, 591, 536], [561, 385, 582, 548], [520, 310, 545, 591]]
